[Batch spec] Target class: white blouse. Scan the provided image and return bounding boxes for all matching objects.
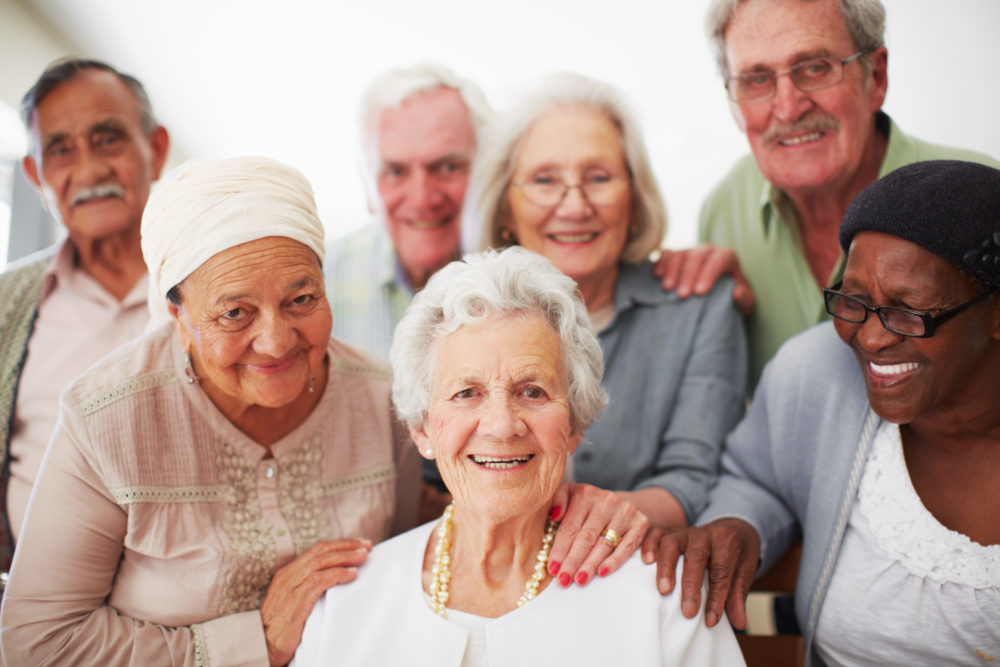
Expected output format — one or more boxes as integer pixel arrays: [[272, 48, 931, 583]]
[[814, 421, 1000, 666]]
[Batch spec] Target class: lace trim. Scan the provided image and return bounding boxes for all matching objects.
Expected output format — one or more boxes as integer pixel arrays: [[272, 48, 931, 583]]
[[277, 434, 333, 554], [330, 358, 391, 381], [858, 422, 1000, 588], [319, 463, 397, 496], [192, 623, 208, 667], [111, 485, 227, 504], [215, 437, 275, 616], [80, 370, 177, 415]]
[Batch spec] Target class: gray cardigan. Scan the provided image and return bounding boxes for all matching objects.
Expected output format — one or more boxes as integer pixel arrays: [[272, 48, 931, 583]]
[[573, 261, 748, 522], [699, 321, 881, 667]]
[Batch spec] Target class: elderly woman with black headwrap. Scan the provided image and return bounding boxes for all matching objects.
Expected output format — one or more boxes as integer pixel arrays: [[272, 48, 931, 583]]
[[651, 160, 1000, 666], [0, 156, 420, 666]]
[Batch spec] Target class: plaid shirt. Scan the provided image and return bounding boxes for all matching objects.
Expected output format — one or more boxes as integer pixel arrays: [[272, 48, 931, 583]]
[[324, 222, 413, 361]]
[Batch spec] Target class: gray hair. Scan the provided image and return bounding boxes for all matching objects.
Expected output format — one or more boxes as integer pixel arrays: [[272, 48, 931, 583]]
[[390, 246, 608, 434], [20, 57, 158, 155], [706, 0, 886, 77], [462, 72, 666, 263], [359, 63, 493, 204]]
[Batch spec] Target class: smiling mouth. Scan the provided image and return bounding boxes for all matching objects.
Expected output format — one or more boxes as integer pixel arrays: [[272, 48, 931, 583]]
[[470, 454, 533, 470], [549, 232, 599, 243], [869, 361, 920, 377], [778, 131, 824, 147], [408, 216, 453, 230], [71, 185, 125, 207]]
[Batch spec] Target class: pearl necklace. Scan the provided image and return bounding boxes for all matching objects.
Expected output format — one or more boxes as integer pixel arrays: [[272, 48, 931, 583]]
[[428, 503, 557, 618]]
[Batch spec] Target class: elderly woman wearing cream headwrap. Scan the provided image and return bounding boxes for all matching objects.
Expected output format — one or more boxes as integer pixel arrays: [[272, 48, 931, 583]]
[[0, 156, 420, 666]]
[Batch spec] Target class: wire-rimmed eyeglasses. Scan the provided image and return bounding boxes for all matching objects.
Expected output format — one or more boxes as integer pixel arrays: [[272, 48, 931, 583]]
[[726, 52, 865, 103]]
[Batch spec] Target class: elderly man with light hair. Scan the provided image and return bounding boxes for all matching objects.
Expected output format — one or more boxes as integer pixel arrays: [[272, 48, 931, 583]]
[[325, 64, 492, 360], [0, 58, 169, 585], [656, 0, 1000, 388]]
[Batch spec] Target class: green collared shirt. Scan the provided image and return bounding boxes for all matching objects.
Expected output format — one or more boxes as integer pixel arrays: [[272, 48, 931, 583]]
[[699, 112, 1000, 388]]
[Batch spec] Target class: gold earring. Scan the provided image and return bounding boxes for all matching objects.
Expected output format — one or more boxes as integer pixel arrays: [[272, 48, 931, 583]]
[[499, 227, 518, 245]]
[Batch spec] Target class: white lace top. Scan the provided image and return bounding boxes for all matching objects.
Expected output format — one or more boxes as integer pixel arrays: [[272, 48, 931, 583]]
[[814, 421, 1000, 666]]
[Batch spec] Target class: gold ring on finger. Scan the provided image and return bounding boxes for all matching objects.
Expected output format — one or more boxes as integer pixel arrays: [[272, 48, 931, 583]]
[[601, 527, 622, 549]]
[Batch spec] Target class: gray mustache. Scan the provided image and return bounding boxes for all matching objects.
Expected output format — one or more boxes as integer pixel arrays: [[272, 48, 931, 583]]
[[71, 184, 126, 206], [763, 113, 840, 143]]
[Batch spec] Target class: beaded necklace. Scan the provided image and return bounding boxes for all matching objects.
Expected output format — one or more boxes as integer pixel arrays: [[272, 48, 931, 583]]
[[428, 503, 557, 618]]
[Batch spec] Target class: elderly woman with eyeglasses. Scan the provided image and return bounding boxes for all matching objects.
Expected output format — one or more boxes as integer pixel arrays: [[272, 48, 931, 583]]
[[460, 74, 747, 577], [651, 161, 1000, 666], [292, 246, 745, 666]]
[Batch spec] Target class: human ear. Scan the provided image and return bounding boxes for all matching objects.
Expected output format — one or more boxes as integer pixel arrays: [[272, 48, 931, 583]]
[[409, 423, 434, 458]]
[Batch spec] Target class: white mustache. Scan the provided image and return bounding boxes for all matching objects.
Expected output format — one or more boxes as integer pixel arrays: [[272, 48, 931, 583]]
[[71, 184, 126, 206], [763, 112, 840, 143]]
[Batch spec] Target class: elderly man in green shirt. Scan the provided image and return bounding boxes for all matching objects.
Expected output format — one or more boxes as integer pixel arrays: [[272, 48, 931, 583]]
[[657, 0, 999, 387]]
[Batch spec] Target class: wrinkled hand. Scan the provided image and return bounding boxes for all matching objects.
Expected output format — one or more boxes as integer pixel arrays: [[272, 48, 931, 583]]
[[261, 538, 372, 666], [653, 243, 755, 316], [547, 483, 650, 587], [640, 519, 759, 629]]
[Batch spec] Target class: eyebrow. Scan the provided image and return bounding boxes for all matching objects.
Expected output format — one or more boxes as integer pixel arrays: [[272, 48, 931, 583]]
[[211, 277, 320, 308], [738, 48, 836, 73]]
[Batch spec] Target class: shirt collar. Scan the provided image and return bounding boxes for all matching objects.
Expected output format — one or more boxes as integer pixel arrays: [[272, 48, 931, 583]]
[[40, 238, 148, 309]]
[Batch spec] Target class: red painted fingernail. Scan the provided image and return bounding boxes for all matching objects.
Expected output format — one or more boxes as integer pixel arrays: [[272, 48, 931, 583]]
[[598, 566, 609, 577], [548, 561, 561, 576], [558, 572, 572, 587], [576, 572, 588, 586], [549, 506, 562, 521]]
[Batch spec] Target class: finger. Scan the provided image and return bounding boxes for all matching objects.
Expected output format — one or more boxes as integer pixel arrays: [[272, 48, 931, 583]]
[[692, 246, 737, 295], [592, 519, 645, 580], [733, 282, 756, 317], [654, 250, 683, 290], [549, 482, 570, 523], [547, 485, 588, 577], [271, 542, 371, 589], [723, 557, 756, 630], [652, 534, 684, 596], [554, 499, 617, 587], [701, 554, 739, 628], [678, 538, 713, 620], [640, 526, 665, 564]]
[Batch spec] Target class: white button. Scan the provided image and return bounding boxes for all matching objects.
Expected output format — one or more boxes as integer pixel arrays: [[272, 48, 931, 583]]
[[265, 465, 275, 479]]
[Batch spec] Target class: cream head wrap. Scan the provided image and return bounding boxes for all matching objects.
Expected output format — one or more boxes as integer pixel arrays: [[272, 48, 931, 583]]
[[141, 155, 325, 328]]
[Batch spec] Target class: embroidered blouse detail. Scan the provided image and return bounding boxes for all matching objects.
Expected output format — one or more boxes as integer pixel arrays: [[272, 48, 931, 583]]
[[278, 434, 333, 553], [858, 423, 999, 588], [216, 436, 277, 616]]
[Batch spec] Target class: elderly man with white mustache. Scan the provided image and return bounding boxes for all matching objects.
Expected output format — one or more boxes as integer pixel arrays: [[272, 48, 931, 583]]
[[655, 0, 1000, 389], [0, 58, 169, 586]]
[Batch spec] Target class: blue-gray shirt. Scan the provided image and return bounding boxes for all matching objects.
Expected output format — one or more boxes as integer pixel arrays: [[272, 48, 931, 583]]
[[572, 261, 748, 522]]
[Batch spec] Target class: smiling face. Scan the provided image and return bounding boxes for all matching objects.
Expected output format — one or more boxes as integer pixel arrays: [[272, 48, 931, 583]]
[[723, 0, 887, 196], [410, 313, 581, 520], [170, 237, 332, 417], [505, 106, 632, 304], [22, 68, 168, 246], [833, 232, 1000, 426], [375, 86, 476, 290]]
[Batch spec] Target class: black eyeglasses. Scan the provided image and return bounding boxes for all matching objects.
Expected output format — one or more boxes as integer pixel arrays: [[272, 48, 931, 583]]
[[823, 282, 995, 338], [726, 52, 865, 103]]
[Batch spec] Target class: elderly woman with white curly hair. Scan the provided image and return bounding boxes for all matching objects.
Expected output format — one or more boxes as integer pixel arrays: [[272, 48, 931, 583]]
[[293, 246, 745, 666], [460, 73, 748, 559]]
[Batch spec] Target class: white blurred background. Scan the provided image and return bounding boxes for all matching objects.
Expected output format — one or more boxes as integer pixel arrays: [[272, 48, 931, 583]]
[[2, 0, 999, 266]]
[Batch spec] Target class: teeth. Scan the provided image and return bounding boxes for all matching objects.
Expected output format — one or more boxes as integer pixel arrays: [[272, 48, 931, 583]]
[[551, 233, 597, 243], [780, 132, 822, 146], [72, 184, 125, 206], [869, 361, 919, 376], [471, 455, 530, 469]]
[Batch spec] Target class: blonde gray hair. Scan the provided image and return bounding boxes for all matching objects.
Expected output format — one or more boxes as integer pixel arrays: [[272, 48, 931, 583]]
[[390, 246, 608, 434], [461, 72, 666, 263]]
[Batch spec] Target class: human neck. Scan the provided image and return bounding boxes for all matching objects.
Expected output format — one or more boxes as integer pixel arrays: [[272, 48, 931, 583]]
[[71, 227, 147, 301], [436, 504, 553, 618], [784, 127, 888, 287], [576, 264, 618, 315]]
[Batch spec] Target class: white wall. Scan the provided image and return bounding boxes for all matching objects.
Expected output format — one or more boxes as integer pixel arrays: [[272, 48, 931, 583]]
[[6, 0, 1000, 249]]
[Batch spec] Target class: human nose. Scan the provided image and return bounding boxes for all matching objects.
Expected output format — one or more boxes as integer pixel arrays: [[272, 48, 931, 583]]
[[854, 309, 903, 352], [553, 183, 593, 220], [771, 73, 813, 123], [72, 143, 113, 185], [405, 168, 444, 212], [251, 311, 298, 358], [478, 393, 528, 440]]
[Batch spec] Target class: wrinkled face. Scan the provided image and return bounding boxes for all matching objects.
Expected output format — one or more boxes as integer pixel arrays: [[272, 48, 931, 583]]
[[505, 106, 632, 288], [23, 69, 168, 244], [833, 232, 999, 425], [375, 86, 476, 289], [724, 0, 887, 194], [410, 314, 581, 520], [170, 237, 332, 414]]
